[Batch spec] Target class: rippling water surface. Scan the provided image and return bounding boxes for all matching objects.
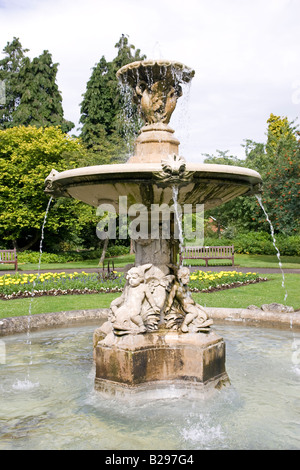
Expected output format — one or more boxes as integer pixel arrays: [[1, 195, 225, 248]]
[[0, 323, 299, 450]]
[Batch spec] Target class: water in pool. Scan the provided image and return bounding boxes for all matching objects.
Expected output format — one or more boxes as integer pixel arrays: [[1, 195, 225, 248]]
[[0, 323, 299, 450]]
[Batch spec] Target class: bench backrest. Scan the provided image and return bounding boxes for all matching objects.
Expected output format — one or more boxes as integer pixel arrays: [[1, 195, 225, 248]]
[[181, 245, 234, 258], [0, 249, 17, 262]]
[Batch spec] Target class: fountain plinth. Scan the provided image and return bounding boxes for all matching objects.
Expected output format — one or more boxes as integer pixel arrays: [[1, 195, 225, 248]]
[[45, 59, 263, 396], [94, 329, 228, 396]]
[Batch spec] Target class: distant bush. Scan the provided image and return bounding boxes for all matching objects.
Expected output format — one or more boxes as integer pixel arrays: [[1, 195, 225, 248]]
[[17, 245, 130, 264], [204, 232, 300, 256], [105, 245, 130, 257], [16, 233, 299, 263]]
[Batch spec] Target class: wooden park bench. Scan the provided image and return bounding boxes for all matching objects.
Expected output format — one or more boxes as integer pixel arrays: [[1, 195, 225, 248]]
[[0, 248, 18, 271], [180, 245, 234, 267]]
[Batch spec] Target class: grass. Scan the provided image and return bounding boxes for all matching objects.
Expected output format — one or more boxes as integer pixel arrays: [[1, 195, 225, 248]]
[[1, 253, 300, 272], [0, 273, 299, 319], [182, 254, 300, 269], [2, 254, 135, 272], [194, 273, 300, 310], [0, 292, 117, 318]]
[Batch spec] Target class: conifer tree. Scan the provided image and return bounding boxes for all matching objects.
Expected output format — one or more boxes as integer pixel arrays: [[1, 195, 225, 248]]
[[0, 37, 29, 129], [13, 50, 74, 132], [79, 34, 146, 161]]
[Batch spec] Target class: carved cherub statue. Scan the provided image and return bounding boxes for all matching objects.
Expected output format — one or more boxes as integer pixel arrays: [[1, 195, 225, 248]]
[[110, 264, 161, 335], [165, 266, 213, 333], [135, 80, 182, 124]]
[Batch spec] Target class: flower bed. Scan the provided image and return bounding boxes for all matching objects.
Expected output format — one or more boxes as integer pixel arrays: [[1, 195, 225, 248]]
[[0, 270, 267, 300], [0, 271, 125, 300], [188, 270, 267, 292]]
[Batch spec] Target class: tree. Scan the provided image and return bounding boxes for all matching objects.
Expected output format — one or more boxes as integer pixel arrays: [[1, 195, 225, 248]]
[[12, 50, 74, 132], [0, 38, 73, 132], [202, 149, 246, 167], [0, 125, 97, 250], [203, 150, 259, 235], [79, 34, 146, 162], [203, 115, 300, 236], [79, 55, 120, 153], [255, 114, 300, 234], [0, 37, 29, 129]]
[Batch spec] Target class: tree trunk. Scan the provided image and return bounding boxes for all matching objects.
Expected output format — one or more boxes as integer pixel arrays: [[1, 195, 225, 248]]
[[14, 232, 40, 252], [98, 236, 109, 266]]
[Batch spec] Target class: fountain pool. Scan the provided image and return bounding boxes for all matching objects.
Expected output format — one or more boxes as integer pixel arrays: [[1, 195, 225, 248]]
[[1, 322, 299, 450]]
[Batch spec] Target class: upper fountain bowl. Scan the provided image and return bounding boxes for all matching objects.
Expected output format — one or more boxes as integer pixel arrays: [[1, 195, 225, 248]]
[[116, 59, 195, 88], [117, 60, 195, 127], [45, 59, 262, 210]]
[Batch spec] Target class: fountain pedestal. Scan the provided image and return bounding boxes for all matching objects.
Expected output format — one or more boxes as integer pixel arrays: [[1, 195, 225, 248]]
[[94, 329, 229, 396]]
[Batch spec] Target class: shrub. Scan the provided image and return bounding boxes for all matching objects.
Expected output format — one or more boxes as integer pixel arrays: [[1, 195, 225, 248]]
[[17, 245, 131, 264], [203, 232, 300, 256]]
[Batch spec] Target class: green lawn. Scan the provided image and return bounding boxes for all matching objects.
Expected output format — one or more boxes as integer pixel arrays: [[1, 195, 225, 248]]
[[7, 255, 135, 272], [2, 253, 300, 272], [0, 273, 299, 319], [194, 273, 299, 309], [0, 292, 117, 318], [182, 253, 300, 269]]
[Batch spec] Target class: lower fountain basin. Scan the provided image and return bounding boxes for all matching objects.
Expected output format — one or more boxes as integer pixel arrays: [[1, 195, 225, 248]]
[[45, 162, 262, 211], [1, 322, 299, 450]]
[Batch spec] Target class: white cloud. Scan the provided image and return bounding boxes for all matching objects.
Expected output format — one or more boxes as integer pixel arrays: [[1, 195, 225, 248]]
[[1, 0, 300, 161]]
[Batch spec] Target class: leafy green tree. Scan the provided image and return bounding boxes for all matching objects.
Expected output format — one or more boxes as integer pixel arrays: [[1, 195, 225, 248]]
[[242, 139, 267, 174], [79, 34, 146, 162], [0, 37, 29, 129], [0, 125, 97, 250], [255, 114, 300, 234], [202, 149, 246, 167], [204, 115, 300, 236], [203, 150, 258, 235]]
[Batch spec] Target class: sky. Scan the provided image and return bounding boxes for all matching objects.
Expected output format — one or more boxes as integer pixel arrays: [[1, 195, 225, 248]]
[[1, 0, 300, 162]]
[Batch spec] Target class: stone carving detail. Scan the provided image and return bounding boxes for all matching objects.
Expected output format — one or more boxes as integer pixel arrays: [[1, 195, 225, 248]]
[[97, 264, 174, 338], [117, 60, 195, 126], [154, 154, 195, 184], [165, 267, 213, 333], [134, 80, 182, 125], [44, 169, 70, 197], [94, 264, 212, 344], [162, 154, 186, 176]]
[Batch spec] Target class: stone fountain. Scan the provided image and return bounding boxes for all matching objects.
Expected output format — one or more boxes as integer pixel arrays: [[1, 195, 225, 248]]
[[45, 60, 262, 396]]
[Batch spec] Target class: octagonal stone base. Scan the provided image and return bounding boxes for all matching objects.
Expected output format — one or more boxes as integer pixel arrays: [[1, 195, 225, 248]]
[[94, 329, 230, 397]]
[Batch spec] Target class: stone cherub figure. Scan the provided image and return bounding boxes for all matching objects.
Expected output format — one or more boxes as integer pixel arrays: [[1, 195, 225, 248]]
[[135, 80, 182, 124], [165, 266, 213, 333], [110, 264, 161, 335], [93, 263, 174, 348]]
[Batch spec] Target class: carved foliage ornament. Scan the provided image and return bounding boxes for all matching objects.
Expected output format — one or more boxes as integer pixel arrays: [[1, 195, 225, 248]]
[[154, 154, 195, 184]]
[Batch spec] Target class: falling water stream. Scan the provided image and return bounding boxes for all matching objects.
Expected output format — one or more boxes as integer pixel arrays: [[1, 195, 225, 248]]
[[172, 185, 184, 266], [256, 195, 288, 303], [15, 197, 53, 391]]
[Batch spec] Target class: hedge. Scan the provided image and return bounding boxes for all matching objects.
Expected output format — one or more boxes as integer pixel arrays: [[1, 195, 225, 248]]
[[17, 245, 130, 264], [14, 232, 300, 263], [203, 232, 300, 256]]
